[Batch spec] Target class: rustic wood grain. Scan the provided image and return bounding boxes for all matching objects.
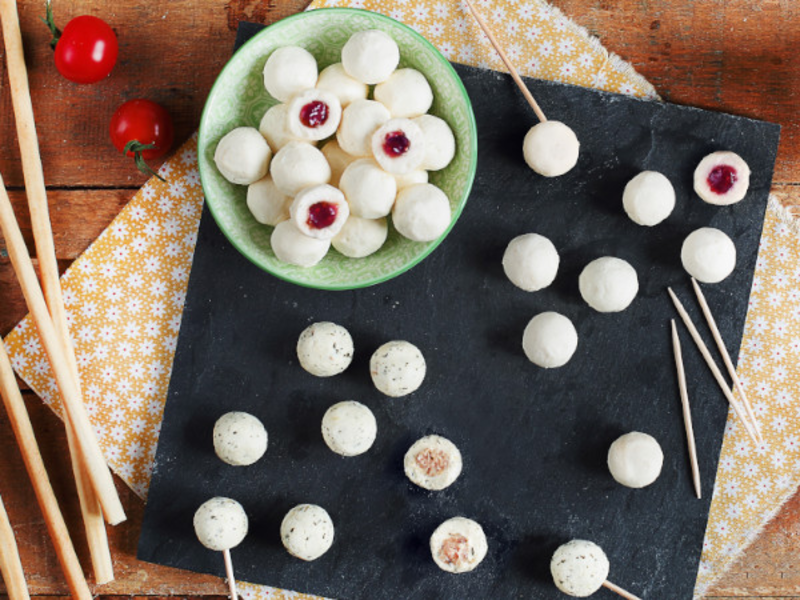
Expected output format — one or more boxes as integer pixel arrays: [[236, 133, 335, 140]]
[[0, 0, 798, 597], [556, 0, 800, 187]]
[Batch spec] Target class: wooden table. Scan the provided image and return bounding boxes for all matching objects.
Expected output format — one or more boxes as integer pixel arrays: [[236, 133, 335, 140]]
[[0, 0, 798, 597]]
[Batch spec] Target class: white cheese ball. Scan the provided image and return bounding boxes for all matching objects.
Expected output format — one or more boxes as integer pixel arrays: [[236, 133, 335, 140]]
[[502, 233, 560, 292], [622, 171, 676, 226], [430, 517, 488, 574], [332, 215, 388, 258], [259, 104, 297, 152], [681, 227, 736, 284], [413, 114, 456, 171], [286, 89, 342, 142], [394, 169, 428, 190], [392, 183, 452, 243], [316, 62, 368, 108], [270, 220, 330, 267], [214, 127, 272, 185], [246, 174, 291, 226], [522, 312, 578, 369], [193, 497, 249, 552], [341, 29, 399, 84], [263, 45, 318, 102], [404, 434, 462, 491], [337, 99, 391, 157], [551, 539, 609, 597], [321, 140, 357, 188], [270, 141, 331, 197], [213, 411, 268, 466], [607, 431, 664, 488], [579, 257, 639, 313], [339, 158, 397, 219], [374, 68, 433, 118], [371, 118, 426, 175], [290, 184, 349, 241], [370, 340, 426, 397], [280, 504, 334, 561], [694, 150, 751, 205], [296, 321, 354, 377], [321, 400, 377, 457], [523, 120, 580, 177]]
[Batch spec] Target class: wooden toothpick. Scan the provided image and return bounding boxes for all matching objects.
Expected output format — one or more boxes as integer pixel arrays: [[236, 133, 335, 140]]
[[223, 549, 239, 600], [667, 287, 759, 445], [690, 278, 762, 442], [602, 580, 643, 600], [671, 320, 702, 499], [462, 0, 548, 122]]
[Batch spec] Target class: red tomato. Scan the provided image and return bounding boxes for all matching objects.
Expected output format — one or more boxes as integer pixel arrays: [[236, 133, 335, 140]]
[[54, 15, 118, 84], [110, 99, 174, 179]]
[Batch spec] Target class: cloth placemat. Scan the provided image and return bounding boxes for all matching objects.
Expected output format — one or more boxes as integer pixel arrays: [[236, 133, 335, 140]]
[[3, 1, 797, 597]]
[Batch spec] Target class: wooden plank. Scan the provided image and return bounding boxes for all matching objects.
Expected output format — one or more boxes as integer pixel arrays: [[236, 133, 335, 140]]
[[555, 0, 800, 185], [0, 0, 311, 189]]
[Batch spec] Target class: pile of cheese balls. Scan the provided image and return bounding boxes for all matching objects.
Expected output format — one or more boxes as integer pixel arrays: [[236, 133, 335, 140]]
[[213, 29, 457, 267]]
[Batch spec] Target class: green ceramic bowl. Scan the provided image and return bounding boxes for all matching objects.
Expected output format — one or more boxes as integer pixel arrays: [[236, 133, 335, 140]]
[[198, 8, 477, 290]]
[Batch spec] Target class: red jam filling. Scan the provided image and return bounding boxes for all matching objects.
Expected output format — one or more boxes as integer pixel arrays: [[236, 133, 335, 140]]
[[299, 101, 329, 128], [383, 130, 410, 157], [439, 535, 470, 566], [707, 164, 737, 195], [415, 448, 450, 477], [307, 202, 338, 230]]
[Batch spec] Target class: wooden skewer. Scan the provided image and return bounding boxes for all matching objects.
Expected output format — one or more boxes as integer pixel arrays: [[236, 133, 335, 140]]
[[671, 320, 702, 499], [0, 0, 125, 540], [602, 580, 643, 600], [223, 549, 239, 600], [462, 0, 548, 123], [667, 287, 759, 444], [691, 278, 762, 442], [0, 340, 91, 599], [0, 177, 126, 526], [0, 494, 31, 600]]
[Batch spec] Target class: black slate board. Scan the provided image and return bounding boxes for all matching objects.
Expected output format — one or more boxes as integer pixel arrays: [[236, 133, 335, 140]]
[[138, 22, 780, 599]]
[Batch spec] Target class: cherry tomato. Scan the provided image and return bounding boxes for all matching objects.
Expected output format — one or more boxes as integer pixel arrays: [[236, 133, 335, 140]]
[[53, 15, 118, 84], [110, 99, 174, 179]]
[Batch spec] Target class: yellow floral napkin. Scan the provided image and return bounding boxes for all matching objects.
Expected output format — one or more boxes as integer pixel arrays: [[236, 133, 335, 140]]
[[3, 1, 796, 598]]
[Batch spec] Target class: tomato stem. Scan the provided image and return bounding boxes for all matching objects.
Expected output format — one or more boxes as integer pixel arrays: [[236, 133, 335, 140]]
[[123, 140, 166, 182], [41, 0, 61, 50]]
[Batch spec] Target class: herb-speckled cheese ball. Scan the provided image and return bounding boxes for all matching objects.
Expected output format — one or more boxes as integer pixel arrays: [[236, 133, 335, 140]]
[[193, 497, 249, 552], [281, 503, 335, 561], [321, 400, 377, 456], [370, 340, 426, 397], [297, 322, 354, 377], [430, 517, 488, 574], [404, 434, 462, 490], [551, 540, 609, 597], [213, 411, 268, 466]]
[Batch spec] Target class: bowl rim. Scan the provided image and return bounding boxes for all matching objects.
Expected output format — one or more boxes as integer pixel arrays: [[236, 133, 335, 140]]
[[198, 7, 478, 291]]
